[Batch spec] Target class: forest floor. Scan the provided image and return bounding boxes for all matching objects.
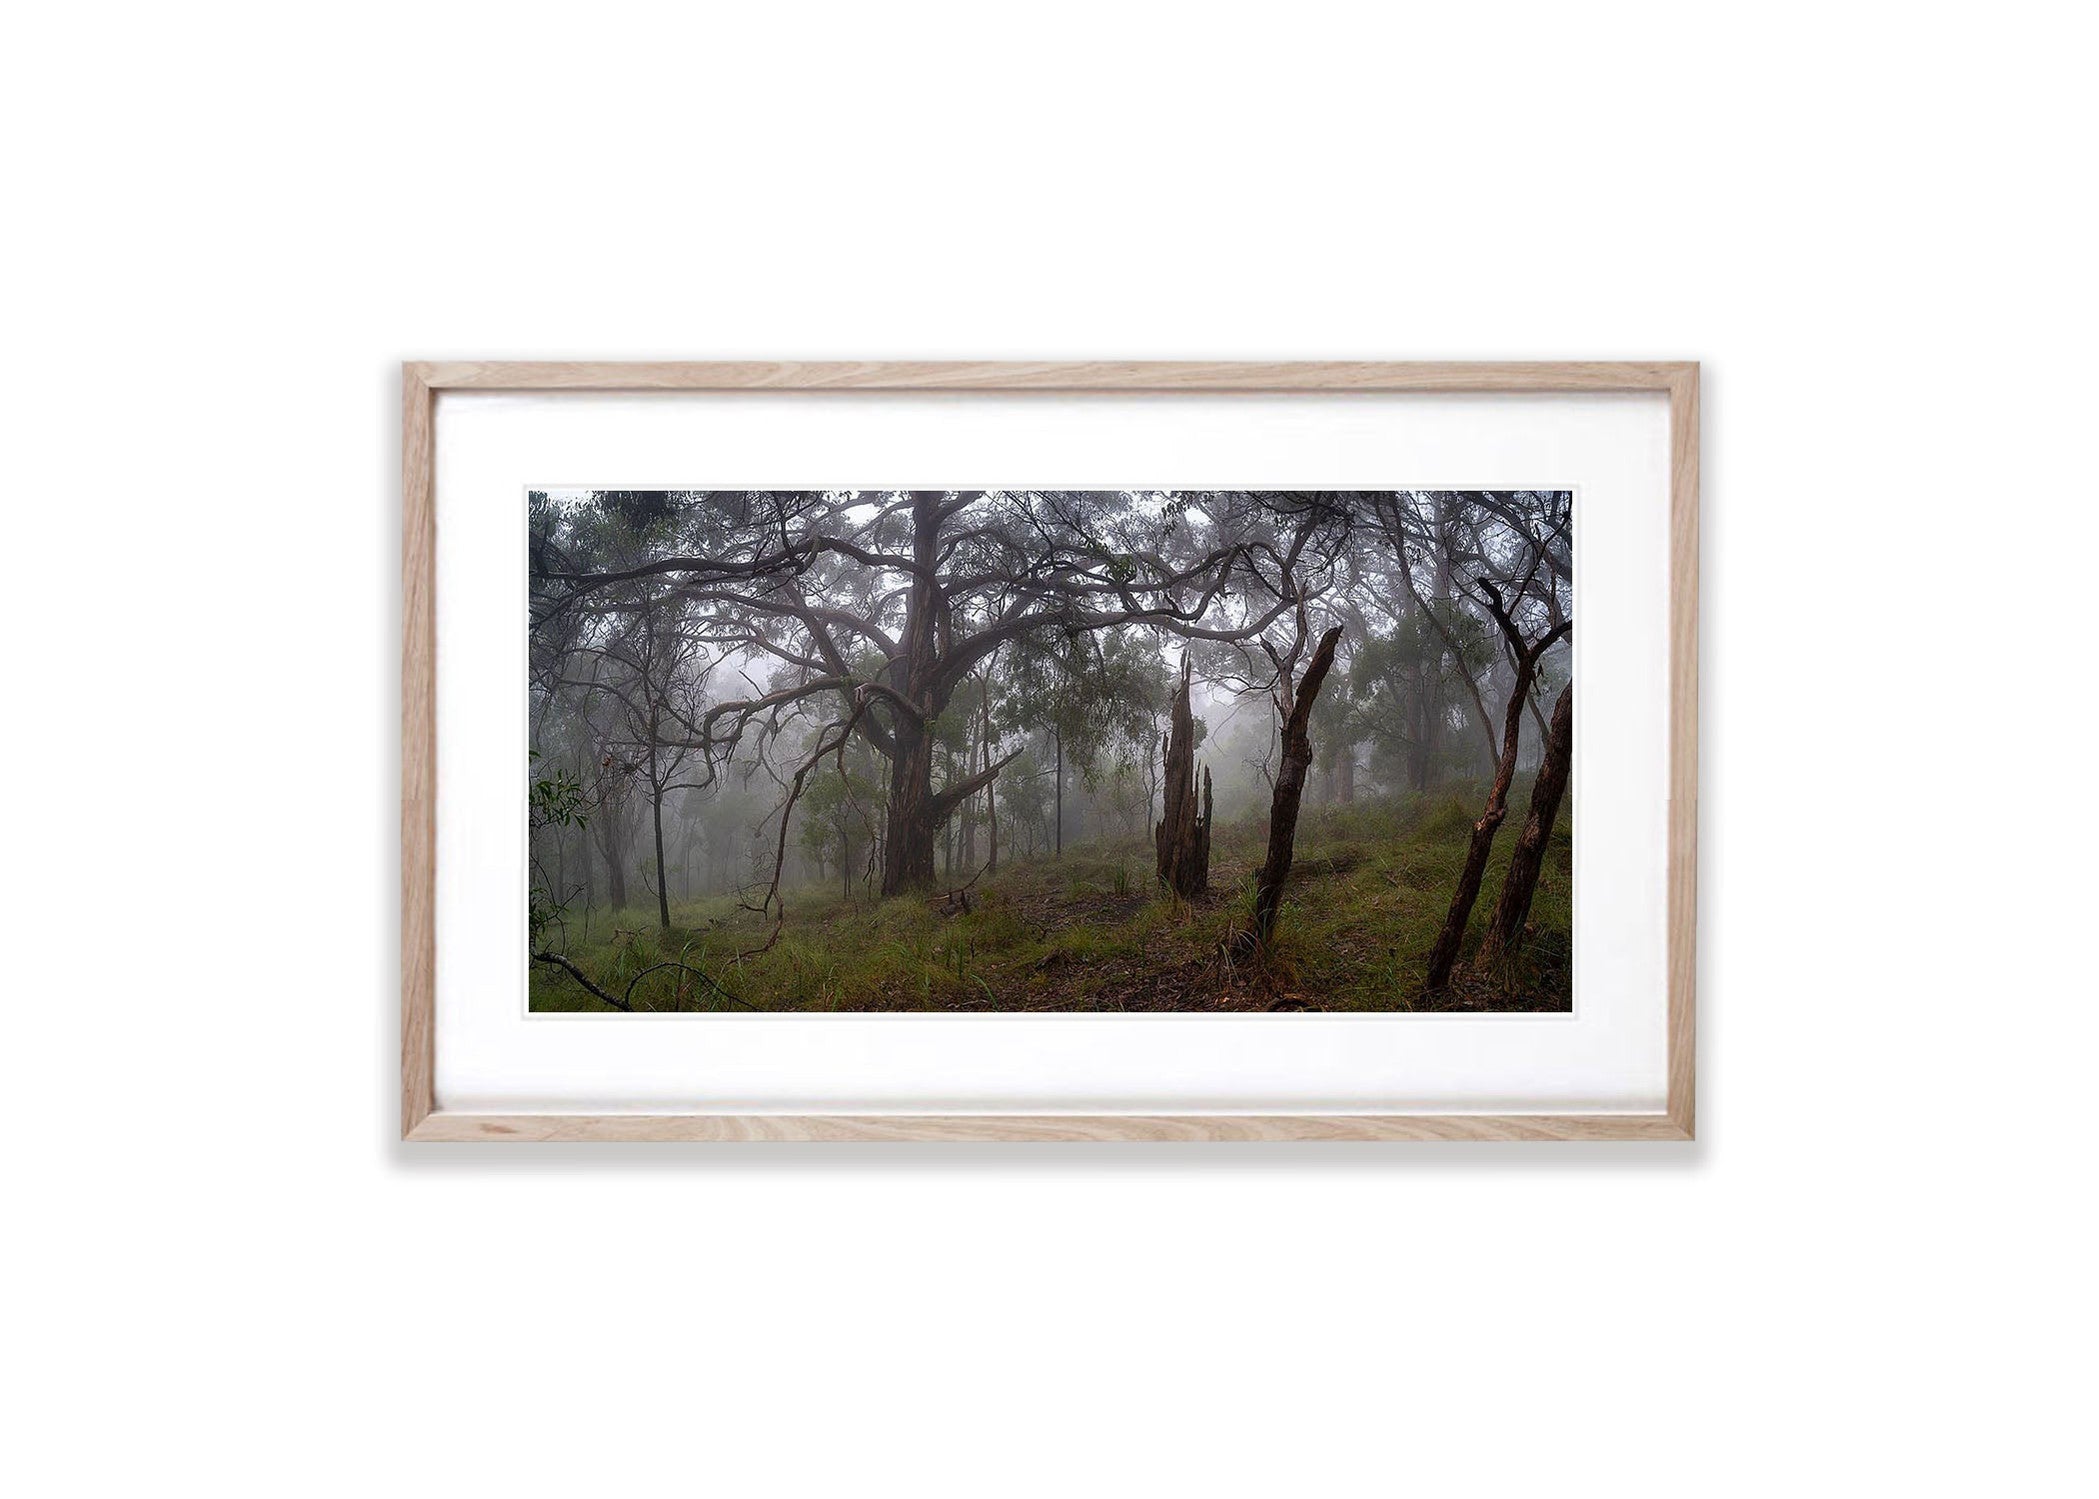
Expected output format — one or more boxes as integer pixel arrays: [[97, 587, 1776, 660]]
[[529, 788, 1572, 1014]]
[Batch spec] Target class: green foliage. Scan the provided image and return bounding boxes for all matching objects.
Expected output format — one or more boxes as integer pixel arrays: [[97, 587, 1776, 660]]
[[996, 746, 1053, 848], [529, 753, 589, 832], [999, 625, 1169, 773], [1338, 605, 1500, 784], [527, 752, 588, 950], [795, 747, 883, 876]]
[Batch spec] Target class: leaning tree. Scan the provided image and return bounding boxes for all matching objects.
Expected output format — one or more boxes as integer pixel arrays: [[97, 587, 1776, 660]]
[[1415, 491, 1574, 990], [532, 490, 1318, 897]]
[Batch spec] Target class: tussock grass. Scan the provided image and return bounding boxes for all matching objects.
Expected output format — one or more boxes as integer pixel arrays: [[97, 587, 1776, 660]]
[[530, 787, 1573, 1013]]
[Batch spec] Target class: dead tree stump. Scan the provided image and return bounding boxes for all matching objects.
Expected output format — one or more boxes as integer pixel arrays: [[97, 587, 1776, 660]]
[[1154, 656, 1211, 899]]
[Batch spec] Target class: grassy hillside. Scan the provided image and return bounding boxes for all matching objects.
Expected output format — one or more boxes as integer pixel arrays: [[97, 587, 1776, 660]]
[[529, 789, 1572, 1014]]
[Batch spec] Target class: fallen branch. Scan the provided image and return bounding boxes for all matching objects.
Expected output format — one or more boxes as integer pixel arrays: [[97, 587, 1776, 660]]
[[531, 951, 632, 1012], [532, 949, 754, 1012], [620, 958, 757, 1010], [922, 861, 990, 915], [733, 921, 786, 965]]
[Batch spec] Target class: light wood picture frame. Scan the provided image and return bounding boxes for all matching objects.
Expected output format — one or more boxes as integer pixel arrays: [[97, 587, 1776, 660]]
[[402, 361, 1698, 1141]]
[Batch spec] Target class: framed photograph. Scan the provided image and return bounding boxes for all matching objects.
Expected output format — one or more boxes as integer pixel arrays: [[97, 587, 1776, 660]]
[[402, 362, 1697, 1140]]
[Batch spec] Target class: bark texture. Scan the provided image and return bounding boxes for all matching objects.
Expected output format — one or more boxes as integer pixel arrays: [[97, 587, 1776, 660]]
[[882, 715, 939, 892], [1476, 684, 1572, 975], [1154, 657, 1211, 898], [1246, 626, 1344, 953]]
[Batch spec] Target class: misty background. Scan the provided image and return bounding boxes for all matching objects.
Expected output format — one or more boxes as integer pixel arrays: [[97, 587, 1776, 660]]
[[526, 489, 1571, 1011]]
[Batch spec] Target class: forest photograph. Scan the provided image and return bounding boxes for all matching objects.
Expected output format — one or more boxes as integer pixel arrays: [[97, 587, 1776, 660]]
[[528, 489, 1573, 1013]]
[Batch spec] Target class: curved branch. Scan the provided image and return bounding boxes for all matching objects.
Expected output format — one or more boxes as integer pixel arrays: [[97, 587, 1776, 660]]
[[619, 958, 757, 1010], [530, 951, 632, 1011]]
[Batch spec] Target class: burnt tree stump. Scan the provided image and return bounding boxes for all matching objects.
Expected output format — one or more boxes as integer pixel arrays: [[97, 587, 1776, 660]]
[[1154, 655, 1212, 899]]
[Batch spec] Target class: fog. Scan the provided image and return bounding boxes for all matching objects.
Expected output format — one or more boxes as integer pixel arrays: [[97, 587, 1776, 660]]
[[527, 489, 1571, 1008], [533, 487, 1570, 923]]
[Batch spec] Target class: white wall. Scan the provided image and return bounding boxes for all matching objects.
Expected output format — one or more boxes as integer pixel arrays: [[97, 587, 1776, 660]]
[[9, 5, 2090, 1496]]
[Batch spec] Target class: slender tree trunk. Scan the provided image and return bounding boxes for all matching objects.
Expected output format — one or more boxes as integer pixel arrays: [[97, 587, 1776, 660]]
[[1337, 741, 1356, 803], [601, 811, 628, 910], [1245, 627, 1344, 954], [577, 823, 594, 941], [1423, 669, 1443, 786], [982, 677, 998, 874], [942, 740, 955, 881], [1424, 638, 1560, 989], [650, 783, 670, 931], [1476, 685, 1573, 975], [958, 727, 976, 871], [1431, 492, 1451, 596], [1054, 730, 1064, 858], [1410, 667, 1434, 791]]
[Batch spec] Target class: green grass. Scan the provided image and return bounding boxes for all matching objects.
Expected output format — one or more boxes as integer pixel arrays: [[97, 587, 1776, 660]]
[[529, 786, 1572, 1014]]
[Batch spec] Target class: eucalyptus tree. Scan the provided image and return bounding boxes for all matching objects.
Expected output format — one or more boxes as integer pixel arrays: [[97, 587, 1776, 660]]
[[1308, 653, 1362, 803], [533, 490, 1310, 896], [1000, 624, 1171, 856], [1363, 491, 1530, 779], [531, 493, 718, 930], [1343, 610, 1495, 791], [996, 746, 1053, 859], [1414, 491, 1574, 990], [1243, 623, 1345, 955], [1475, 682, 1573, 974], [1234, 496, 1356, 952]]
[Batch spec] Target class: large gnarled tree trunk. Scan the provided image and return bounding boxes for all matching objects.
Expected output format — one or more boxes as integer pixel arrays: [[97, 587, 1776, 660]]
[[1244, 626, 1344, 954], [881, 714, 940, 892], [1475, 683, 1572, 976], [1155, 656, 1211, 898], [880, 695, 1015, 896]]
